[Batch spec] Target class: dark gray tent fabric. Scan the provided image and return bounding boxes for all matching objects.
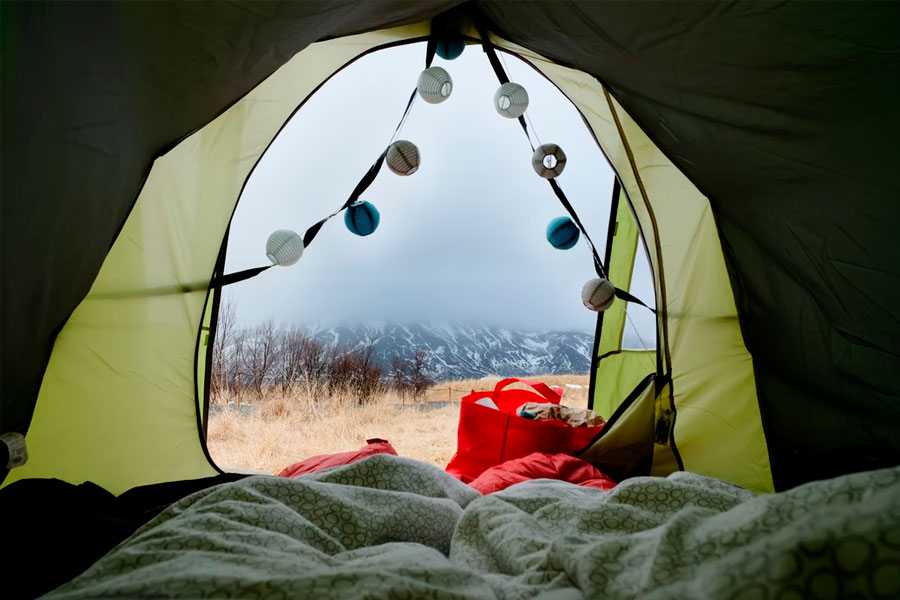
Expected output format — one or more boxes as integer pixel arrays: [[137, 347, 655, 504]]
[[2, 1, 899, 490], [475, 1, 900, 488]]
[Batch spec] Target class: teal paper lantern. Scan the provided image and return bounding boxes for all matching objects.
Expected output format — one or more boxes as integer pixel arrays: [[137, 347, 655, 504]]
[[546, 216, 580, 250], [436, 38, 465, 60], [345, 201, 380, 236]]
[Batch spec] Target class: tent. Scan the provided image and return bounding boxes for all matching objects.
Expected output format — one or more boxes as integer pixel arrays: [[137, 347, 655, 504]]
[[2, 2, 899, 501]]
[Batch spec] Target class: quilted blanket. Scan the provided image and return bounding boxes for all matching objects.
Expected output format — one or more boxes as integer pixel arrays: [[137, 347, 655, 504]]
[[44, 455, 900, 599]]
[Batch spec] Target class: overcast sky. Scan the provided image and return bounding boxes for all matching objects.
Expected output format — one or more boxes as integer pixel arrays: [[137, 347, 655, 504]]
[[225, 42, 655, 346]]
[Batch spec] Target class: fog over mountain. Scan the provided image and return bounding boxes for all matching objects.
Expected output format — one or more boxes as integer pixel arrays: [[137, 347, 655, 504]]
[[305, 322, 651, 380]]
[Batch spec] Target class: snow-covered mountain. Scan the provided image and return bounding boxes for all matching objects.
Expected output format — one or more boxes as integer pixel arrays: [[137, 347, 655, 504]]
[[309, 323, 595, 380]]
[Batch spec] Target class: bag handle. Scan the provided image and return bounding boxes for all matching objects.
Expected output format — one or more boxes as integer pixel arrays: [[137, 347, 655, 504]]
[[492, 378, 562, 404]]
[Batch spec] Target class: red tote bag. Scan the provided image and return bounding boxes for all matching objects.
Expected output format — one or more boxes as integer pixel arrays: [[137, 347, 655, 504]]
[[445, 378, 605, 483]]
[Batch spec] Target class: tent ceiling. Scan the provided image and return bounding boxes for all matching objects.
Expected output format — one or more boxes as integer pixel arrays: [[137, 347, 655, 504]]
[[2, 1, 899, 489], [476, 1, 900, 486]]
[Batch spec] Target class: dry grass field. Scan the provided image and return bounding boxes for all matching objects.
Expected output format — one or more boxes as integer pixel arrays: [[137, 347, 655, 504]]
[[207, 375, 591, 474]]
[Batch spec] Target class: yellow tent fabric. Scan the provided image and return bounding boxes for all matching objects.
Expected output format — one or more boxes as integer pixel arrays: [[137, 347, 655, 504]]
[[590, 184, 655, 420], [5, 24, 430, 494], [495, 35, 773, 492]]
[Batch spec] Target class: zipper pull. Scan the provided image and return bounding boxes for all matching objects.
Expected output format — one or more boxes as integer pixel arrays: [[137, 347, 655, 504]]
[[654, 409, 673, 445]]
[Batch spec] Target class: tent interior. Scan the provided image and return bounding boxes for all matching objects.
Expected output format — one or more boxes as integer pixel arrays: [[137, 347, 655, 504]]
[[2, 2, 899, 598], [205, 37, 661, 474]]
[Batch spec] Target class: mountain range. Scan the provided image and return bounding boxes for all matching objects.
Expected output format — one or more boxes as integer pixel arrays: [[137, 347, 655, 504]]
[[309, 323, 596, 380]]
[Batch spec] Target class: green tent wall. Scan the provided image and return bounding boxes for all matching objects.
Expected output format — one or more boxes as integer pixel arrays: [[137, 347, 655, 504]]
[[2, 1, 899, 493]]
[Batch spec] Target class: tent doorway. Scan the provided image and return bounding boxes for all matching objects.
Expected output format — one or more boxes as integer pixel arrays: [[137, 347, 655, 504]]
[[204, 41, 656, 475]]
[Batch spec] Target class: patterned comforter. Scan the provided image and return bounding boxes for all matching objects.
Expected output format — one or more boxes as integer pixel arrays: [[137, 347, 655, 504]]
[[44, 455, 900, 599]]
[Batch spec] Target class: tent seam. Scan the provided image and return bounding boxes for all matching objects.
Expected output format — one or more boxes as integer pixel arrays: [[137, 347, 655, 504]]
[[602, 86, 672, 377]]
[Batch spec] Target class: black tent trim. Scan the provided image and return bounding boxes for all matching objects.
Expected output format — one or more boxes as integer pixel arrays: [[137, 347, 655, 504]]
[[587, 178, 621, 411], [191, 261, 227, 479]]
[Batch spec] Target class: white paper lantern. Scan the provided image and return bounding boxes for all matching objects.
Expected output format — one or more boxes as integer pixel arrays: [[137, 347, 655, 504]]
[[582, 278, 616, 312], [266, 229, 304, 266], [494, 82, 529, 118], [386, 140, 420, 176], [532, 143, 567, 179], [417, 67, 453, 104]]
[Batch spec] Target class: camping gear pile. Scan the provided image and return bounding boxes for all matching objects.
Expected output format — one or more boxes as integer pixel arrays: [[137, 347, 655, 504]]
[[445, 378, 607, 483], [2, 2, 899, 598], [518, 401, 606, 427]]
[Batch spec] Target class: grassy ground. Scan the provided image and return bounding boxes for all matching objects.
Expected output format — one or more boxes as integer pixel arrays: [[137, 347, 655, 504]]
[[207, 375, 591, 474]]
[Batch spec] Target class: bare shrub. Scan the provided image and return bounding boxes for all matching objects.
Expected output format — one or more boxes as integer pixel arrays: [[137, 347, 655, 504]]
[[245, 319, 278, 398], [298, 336, 329, 390], [326, 344, 383, 405], [210, 298, 429, 406], [410, 348, 434, 397], [210, 295, 236, 404], [390, 355, 410, 394], [389, 348, 434, 400], [228, 327, 248, 404], [278, 328, 307, 396]]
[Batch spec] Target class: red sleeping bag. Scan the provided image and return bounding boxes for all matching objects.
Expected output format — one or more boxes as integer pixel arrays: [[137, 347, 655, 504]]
[[468, 452, 616, 494], [277, 441, 616, 495], [277, 438, 397, 478]]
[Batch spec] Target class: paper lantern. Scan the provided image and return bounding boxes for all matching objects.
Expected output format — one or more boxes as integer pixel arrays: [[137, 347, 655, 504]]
[[345, 201, 380, 236], [494, 82, 529, 118], [546, 217, 580, 250], [436, 38, 465, 60], [582, 278, 616, 312], [532, 143, 567, 179], [417, 67, 453, 104], [386, 140, 420, 176], [266, 229, 304, 266]]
